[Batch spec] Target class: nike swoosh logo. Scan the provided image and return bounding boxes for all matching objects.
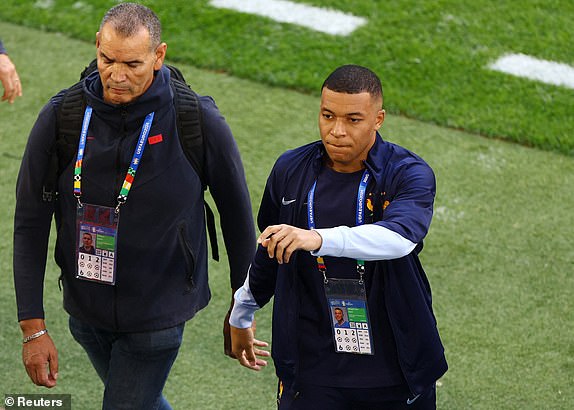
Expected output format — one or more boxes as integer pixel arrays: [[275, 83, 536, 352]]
[[406, 394, 421, 405], [281, 197, 296, 206]]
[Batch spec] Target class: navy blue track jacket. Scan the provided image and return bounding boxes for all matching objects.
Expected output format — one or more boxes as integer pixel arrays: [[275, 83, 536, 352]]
[[249, 135, 447, 395]]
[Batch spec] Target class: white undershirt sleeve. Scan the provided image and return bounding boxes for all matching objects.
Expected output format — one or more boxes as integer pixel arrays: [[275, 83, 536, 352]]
[[229, 268, 260, 329], [311, 224, 417, 261]]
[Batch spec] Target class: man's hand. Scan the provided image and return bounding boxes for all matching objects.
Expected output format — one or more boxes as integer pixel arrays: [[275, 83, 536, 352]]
[[230, 325, 270, 371], [0, 53, 22, 103], [20, 319, 58, 388], [258, 224, 322, 264]]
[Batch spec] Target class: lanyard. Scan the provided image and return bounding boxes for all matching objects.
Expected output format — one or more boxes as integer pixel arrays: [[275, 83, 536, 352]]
[[307, 169, 370, 283], [73, 106, 155, 212]]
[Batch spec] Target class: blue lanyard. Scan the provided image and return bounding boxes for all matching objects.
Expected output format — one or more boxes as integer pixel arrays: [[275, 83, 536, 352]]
[[74, 106, 155, 211], [73, 106, 93, 197], [307, 169, 370, 281], [307, 169, 370, 230]]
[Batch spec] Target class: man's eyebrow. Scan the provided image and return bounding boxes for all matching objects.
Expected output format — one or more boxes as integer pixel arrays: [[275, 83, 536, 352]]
[[321, 107, 365, 117], [99, 51, 113, 61], [99, 52, 143, 65]]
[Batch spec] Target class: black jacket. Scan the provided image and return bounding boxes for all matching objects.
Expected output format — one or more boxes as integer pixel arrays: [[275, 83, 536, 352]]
[[14, 67, 255, 331]]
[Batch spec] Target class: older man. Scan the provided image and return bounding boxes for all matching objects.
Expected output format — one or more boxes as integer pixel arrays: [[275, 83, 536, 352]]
[[14, 3, 255, 408]]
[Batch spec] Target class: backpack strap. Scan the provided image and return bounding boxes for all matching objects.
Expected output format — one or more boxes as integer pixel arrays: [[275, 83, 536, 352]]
[[42, 80, 86, 202], [170, 77, 206, 189], [169, 77, 219, 261]]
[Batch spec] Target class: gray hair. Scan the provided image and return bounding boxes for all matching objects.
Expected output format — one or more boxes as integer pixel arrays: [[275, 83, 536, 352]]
[[100, 3, 162, 50]]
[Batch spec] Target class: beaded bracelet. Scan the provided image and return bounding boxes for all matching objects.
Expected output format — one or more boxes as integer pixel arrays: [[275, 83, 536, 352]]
[[22, 329, 48, 344]]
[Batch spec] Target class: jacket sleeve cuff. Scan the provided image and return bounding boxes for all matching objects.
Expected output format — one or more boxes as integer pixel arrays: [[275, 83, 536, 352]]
[[229, 273, 260, 329]]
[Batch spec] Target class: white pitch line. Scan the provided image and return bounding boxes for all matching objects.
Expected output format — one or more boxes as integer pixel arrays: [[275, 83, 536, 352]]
[[209, 0, 367, 36], [488, 53, 574, 90]]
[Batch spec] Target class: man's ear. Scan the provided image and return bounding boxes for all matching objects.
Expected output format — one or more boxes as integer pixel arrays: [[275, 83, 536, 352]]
[[375, 109, 385, 131], [153, 42, 167, 71]]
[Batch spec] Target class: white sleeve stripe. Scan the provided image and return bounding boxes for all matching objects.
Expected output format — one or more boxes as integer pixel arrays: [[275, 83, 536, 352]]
[[311, 225, 417, 261]]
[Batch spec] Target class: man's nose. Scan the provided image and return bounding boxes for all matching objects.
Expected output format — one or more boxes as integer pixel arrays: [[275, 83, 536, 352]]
[[331, 118, 346, 137], [110, 64, 127, 82]]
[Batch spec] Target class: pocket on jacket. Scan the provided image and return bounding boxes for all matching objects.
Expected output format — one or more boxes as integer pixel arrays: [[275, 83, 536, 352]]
[[177, 221, 196, 290]]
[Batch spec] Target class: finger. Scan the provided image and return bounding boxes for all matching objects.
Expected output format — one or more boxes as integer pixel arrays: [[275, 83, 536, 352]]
[[238, 352, 262, 371], [253, 348, 271, 358], [10, 78, 21, 103], [23, 349, 43, 386], [252, 338, 269, 348], [48, 348, 59, 385], [24, 363, 37, 385], [7, 81, 16, 103], [257, 225, 280, 244], [266, 229, 287, 262], [244, 346, 257, 364], [265, 227, 288, 259], [282, 239, 298, 264], [34, 362, 51, 387], [1, 78, 14, 101], [274, 234, 295, 264]]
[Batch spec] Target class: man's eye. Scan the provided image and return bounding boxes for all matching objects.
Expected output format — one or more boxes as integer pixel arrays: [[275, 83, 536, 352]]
[[323, 114, 333, 119]]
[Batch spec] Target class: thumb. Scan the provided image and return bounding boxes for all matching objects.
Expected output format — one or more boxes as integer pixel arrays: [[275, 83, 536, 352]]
[[48, 346, 59, 383]]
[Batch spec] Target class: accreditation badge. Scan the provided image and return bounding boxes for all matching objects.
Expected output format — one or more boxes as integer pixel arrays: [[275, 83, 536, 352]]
[[76, 203, 119, 285], [324, 278, 374, 355]]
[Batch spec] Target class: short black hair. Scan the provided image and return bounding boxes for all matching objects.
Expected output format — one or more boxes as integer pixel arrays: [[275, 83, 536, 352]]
[[322, 65, 383, 106], [100, 3, 162, 50]]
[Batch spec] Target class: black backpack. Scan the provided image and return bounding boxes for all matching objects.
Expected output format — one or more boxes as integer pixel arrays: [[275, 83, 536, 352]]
[[42, 59, 219, 260]]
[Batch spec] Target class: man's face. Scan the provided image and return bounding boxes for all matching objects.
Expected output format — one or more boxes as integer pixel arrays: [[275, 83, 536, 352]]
[[319, 88, 385, 173], [334, 309, 343, 322], [82, 234, 93, 247], [96, 24, 166, 105]]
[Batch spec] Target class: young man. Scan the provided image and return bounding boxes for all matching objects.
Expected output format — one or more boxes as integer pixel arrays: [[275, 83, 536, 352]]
[[230, 65, 447, 409], [14, 3, 255, 408]]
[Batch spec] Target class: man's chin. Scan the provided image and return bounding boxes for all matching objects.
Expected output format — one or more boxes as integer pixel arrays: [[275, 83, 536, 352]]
[[104, 91, 133, 105]]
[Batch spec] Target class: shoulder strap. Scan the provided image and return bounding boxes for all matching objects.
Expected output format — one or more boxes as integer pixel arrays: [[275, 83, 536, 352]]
[[169, 75, 219, 261], [42, 80, 86, 202], [169, 76, 206, 189]]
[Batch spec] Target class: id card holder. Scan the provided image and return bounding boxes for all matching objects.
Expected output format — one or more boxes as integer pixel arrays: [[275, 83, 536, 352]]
[[324, 278, 374, 355], [76, 203, 119, 285]]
